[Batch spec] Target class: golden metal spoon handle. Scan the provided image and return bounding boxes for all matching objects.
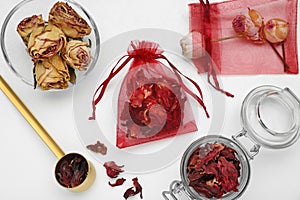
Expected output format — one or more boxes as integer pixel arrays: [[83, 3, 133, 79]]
[[0, 75, 65, 159]]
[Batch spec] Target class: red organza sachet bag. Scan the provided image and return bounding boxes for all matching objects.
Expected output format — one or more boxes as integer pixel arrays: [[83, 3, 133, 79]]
[[90, 41, 209, 148], [189, 0, 298, 75]]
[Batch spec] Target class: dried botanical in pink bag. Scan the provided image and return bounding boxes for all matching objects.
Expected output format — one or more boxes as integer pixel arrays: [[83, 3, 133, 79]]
[[90, 41, 209, 148], [189, 0, 298, 75]]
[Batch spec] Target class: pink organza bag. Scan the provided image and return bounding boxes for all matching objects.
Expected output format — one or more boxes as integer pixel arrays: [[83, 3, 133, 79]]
[[189, 0, 298, 75]]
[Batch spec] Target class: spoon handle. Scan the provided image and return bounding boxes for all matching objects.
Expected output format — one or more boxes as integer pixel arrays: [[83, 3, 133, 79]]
[[0, 75, 65, 159]]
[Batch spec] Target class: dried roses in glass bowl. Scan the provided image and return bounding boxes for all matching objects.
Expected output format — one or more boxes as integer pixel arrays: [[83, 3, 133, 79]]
[[1, 0, 100, 90]]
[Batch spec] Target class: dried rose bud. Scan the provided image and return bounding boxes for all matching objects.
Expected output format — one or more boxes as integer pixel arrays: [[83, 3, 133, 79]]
[[248, 8, 263, 27], [27, 23, 66, 62], [180, 31, 206, 59], [62, 40, 91, 71], [17, 14, 45, 45], [34, 54, 70, 90], [264, 18, 289, 43], [49, 2, 91, 38], [232, 14, 264, 43]]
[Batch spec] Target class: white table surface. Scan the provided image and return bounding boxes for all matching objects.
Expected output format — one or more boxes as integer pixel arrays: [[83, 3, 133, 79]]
[[1, 0, 300, 199]]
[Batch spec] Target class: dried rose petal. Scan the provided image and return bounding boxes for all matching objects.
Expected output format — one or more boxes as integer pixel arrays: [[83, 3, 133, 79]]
[[103, 161, 124, 178], [132, 177, 143, 199], [125, 79, 182, 138], [187, 143, 240, 199], [55, 154, 88, 188], [86, 141, 107, 155], [109, 178, 126, 187], [123, 187, 136, 199], [123, 177, 143, 199], [264, 18, 289, 43]]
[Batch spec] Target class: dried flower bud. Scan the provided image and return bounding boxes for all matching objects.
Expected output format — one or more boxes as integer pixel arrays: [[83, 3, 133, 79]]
[[34, 54, 70, 90], [232, 14, 264, 43], [49, 2, 91, 38], [264, 18, 289, 43], [232, 9, 265, 43], [62, 40, 91, 71], [17, 14, 45, 45], [180, 31, 206, 59], [248, 8, 263, 27], [27, 23, 66, 62]]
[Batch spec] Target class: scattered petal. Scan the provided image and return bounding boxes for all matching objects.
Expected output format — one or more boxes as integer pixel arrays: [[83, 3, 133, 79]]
[[123, 187, 136, 199], [187, 143, 240, 198], [86, 141, 107, 155], [132, 177, 143, 199], [103, 161, 124, 178], [109, 178, 126, 187]]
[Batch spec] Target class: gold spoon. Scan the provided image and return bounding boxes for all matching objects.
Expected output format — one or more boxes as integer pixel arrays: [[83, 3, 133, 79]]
[[0, 75, 96, 192]]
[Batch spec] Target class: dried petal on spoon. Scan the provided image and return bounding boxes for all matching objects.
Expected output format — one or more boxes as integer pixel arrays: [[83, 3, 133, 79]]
[[55, 153, 89, 188]]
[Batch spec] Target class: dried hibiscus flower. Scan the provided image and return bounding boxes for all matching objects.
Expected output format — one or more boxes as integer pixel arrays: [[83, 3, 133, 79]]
[[123, 79, 182, 139], [109, 178, 126, 187], [103, 161, 124, 178], [123, 177, 143, 199], [187, 143, 240, 199], [55, 154, 88, 188], [86, 140, 107, 155]]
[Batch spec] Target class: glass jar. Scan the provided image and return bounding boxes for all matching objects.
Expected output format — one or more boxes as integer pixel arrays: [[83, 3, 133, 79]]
[[162, 85, 300, 200]]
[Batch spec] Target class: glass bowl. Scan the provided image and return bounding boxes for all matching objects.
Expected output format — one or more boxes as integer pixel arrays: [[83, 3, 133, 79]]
[[0, 0, 100, 90]]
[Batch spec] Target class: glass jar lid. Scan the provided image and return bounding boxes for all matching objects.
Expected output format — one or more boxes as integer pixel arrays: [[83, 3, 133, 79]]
[[241, 85, 300, 149]]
